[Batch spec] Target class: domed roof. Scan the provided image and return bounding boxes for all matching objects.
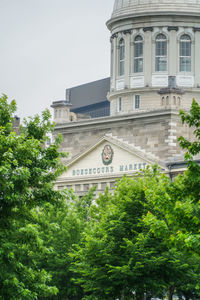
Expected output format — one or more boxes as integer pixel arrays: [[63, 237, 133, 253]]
[[112, 0, 200, 19]]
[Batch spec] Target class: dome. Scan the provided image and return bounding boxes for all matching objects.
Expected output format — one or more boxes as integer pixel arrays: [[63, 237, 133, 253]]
[[111, 0, 200, 19]]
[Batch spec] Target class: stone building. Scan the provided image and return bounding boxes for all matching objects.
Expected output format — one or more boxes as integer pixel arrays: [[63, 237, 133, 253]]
[[52, 0, 200, 196]]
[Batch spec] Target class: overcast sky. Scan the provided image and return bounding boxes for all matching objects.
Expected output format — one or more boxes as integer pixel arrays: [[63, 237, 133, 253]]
[[0, 0, 114, 119]]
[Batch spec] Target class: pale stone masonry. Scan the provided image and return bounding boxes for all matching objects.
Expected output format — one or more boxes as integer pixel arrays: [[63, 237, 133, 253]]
[[52, 0, 200, 195]]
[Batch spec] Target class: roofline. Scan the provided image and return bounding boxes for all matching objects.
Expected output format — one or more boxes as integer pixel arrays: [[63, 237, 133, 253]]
[[54, 108, 180, 132], [107, 11, 200, 29], [66, 134, 162, 168], [66, 77, 110, 91], [166, 159, 200, 169]]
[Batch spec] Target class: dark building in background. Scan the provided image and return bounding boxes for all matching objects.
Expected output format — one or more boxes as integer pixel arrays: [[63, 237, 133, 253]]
[[66, 77, 110, 118]]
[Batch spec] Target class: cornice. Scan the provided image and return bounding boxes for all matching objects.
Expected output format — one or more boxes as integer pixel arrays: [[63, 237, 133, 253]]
[[107, 12, 200, 31], [54, 109, 180, 133]]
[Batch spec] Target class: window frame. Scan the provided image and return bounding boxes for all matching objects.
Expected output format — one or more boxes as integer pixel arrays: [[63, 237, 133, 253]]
[[117, 97, 122, 112], [155, 33, 167, 72], [134, 95, 140, 109], [134, 35, 143, 73], [179, 34, 192, 73], [119, 39, 125, 76]]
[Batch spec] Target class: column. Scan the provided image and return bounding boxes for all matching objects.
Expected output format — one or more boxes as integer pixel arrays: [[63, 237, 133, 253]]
[[143, 27, 153, 87], [194, 29, 200, 86], [124, 30, 131, 89], [111, 34, 118, 91], [168, 27, 178, 76]]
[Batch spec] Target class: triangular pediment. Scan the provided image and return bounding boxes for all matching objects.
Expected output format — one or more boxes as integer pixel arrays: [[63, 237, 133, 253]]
[[60, 134, 166, 180]]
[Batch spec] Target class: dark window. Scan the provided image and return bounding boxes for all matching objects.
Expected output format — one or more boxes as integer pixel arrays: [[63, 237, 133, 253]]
[[134, 35, 143, 73], [155, 34, 167, 72]]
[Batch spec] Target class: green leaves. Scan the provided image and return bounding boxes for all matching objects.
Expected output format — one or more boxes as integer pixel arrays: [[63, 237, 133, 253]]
[[179, 99, 200, 158], [0, 95, 66, 299]]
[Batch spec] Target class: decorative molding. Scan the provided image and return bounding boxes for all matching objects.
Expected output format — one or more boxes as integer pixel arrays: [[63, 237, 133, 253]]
[[193, 27, 200, 32], [143, 27, 153, 32], [130, 76, 145, 89], [102, 144, 114, 165], [152, 75, 168, 87], [123, 29, 132, 35], [116, 79, 125, 91], [111, 33, 118, 39], [168, 26, 178, 32], [177, 75, 194, 87], [158, 88, 185, 95]]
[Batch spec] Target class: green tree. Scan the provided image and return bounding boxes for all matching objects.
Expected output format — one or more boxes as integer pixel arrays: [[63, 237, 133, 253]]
[[0, 95, 66, 299], [71, 171, 199, 300], [35, 187, 95, 300], [142, 100, 200, 299]]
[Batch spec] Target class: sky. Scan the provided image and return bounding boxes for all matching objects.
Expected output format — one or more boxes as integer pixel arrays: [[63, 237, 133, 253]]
[[0, 0, 114, 119]]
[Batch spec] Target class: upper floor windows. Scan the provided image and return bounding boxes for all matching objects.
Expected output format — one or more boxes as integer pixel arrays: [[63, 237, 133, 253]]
[[180, 34, 191, 72], [119, 39, 125, 76], [117, 97, 122, 112], [155, 34, 167, 72], [134, 35, 143, 73], [134, 95, 140, 109]]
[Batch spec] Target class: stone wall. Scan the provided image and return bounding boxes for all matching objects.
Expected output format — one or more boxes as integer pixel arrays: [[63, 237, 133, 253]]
[[54, 109, 192, 165]]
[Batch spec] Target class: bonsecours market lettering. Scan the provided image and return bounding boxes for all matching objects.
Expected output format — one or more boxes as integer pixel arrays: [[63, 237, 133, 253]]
[[72, 163, 147, 176]]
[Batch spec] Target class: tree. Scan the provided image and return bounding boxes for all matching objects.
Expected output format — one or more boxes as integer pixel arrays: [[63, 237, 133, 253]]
[[0, 94, 66, 299], [35, 187, 95, 300], [70, 100, 200, 299], [71, 171, 200, 300], [71, 98, 200, 299], [142, 100, 200, 299]]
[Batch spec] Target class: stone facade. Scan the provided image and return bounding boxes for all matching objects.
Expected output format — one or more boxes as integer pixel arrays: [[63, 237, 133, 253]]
[[52, 0, 200, 195], [53, 108, 195, 195], [107, 0, 200, 115], [57, 110, 186, 162]]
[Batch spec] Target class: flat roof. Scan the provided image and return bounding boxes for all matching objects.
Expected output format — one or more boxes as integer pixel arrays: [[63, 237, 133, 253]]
[[66, 77, 110, 109]]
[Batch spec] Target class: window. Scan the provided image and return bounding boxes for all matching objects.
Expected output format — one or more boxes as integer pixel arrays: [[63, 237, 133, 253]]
[[155, 34, 167, 72], [134, 35, 143, 73], [58, 186, 64, 190], [83, 184, 89, 192], [110, 181, 115, 189], [75, 184, 81, 192], [180, 34, 191, 72], [118, 97, 122, 112], [135, 95, 140, 109], [119, 39, 125, 76], [101, 182, 107, 190]]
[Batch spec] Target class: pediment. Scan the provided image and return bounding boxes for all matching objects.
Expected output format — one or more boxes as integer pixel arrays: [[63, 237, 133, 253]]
[[60, 134, 166, 180]]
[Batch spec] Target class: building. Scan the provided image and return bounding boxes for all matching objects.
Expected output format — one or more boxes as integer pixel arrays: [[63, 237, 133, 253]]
[[68, 77, 110, 118], [51, 0, 200, 196]]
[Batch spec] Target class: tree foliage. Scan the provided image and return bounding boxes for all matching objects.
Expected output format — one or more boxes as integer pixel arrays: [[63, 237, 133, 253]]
[[71, 171, 200, 300], [1, 95, 200, 300], [0, 95, 66, 299], [70, 101, 200, 300], [35, 188, 95, 300]]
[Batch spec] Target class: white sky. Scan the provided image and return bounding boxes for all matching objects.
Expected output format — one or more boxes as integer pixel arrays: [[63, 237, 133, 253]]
[[0, 0, 114, 119]]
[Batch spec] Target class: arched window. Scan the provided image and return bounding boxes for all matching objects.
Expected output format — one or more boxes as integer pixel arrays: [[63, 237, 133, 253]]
[[180, 34, 191, 72], [134, 35, 143, 73], [119, 39, 125, 76], [155, 34, 167, 72]]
